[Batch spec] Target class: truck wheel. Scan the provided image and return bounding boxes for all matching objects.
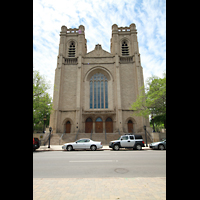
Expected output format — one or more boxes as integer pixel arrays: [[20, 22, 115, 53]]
[[113, 144, 120, 151], [135, 144, 142, 150]]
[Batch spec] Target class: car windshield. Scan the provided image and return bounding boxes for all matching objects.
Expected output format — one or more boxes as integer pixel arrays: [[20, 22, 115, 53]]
[[160, 139, 166, 142]]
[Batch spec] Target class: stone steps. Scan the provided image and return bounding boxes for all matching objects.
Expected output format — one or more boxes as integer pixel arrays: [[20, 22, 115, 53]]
[[46, 132, 153, 145]]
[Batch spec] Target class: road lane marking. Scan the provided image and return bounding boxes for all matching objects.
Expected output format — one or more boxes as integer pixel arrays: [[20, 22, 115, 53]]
[[69, 160, 118, 163]]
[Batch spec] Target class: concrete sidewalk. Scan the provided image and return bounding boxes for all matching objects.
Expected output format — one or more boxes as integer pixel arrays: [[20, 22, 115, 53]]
[[33, 177, 166, 200], [36, 145, 151, 151]]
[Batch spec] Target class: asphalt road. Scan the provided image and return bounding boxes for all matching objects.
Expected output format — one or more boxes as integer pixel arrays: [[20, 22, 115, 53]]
[[33, 150, 166, 178]]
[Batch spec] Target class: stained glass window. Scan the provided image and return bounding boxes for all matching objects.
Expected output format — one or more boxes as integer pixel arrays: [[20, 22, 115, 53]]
[[96, 117, 103, 122], [98, 81, 100, 108], [90, 81, 93, 109], [90, 73, 108, 109]]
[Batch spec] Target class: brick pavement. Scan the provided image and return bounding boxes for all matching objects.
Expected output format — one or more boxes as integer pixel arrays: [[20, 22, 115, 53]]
[[33, 177, 166, 200]]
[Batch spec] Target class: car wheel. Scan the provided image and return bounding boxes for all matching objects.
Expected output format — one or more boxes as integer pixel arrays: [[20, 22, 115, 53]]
[[67, 145, 73, 151], [158, 144, 164, 150], [90, 145, 97, 151], [135, 144, 142, 150], [113, 144, 120, 151]]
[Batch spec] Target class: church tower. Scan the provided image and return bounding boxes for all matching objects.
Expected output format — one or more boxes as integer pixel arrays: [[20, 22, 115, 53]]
[[50, 23, 150, 138], [50, 25, 87, 133], [110, 23, 147, 133]]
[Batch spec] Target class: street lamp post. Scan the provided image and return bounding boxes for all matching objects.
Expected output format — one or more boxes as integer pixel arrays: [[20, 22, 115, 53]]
[[144, 125, 148, 147], [48, 127, 52, 148]]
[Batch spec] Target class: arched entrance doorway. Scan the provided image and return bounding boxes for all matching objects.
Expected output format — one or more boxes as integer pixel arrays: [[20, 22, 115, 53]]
[[95, 117, 103, 133], [66, 121, 71, 133], [105, 117, 113, 133], [128, 120, 133, 133], [85, 117, 93, 133]]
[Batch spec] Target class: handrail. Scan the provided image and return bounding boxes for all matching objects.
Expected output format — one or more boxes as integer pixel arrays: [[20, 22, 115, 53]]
[[42, 132, 49, 145], [90, 129, 93, 140], [118, 129, 120, 135], [75, 129, 79, 141], [105, 129, 107, 142], [43, 132, 52, 146], [59, 133, 65, 145], [146, 130, 153, 142]]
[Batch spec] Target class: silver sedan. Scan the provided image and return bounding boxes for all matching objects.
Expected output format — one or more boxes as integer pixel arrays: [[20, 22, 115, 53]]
[[62, 138, 103, 151], [149, 139, 166, 150]]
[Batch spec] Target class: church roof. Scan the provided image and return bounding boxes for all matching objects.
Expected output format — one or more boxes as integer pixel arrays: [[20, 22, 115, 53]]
[[85, 44, 113, 57]]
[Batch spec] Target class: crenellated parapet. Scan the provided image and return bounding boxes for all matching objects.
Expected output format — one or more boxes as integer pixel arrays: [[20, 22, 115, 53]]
[[60, 25, 85, 35]]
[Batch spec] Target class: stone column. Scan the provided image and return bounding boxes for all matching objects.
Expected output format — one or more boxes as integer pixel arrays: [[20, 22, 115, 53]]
[[75, 56, 82, 133], [115, 55, 123, 132]]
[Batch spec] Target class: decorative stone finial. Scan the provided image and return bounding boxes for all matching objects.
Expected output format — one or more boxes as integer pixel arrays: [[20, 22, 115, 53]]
[[95, 44, 102, 50]]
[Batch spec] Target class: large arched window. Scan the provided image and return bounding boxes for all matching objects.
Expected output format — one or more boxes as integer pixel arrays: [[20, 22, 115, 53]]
[[122, 40, 129, 56], [90, 73, 108, 109]]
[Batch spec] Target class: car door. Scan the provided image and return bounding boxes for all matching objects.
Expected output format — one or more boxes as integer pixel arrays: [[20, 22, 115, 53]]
[[120, 136, 130, 147], [129, 135, 135, 147], [84, 139, 91, 149], [74, 139, 85, 149]]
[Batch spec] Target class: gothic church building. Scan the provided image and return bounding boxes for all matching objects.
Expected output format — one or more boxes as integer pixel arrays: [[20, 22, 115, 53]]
[[50, 23, 150, 135]]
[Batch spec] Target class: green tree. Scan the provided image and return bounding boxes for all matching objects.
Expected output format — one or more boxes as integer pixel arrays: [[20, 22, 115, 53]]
[[131, 73, 166, 128], [33, 70, 53, 132]]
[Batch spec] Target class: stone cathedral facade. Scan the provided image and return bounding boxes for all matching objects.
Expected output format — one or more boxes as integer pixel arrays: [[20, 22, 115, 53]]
[[49, 23, 150, 135]]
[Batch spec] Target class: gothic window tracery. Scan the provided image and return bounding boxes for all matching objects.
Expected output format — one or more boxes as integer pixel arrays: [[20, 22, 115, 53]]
[[90, 73, 108, 109]]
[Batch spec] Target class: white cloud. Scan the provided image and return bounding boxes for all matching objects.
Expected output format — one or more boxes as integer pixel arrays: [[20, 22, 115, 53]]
[[33, 0, 166, 98]]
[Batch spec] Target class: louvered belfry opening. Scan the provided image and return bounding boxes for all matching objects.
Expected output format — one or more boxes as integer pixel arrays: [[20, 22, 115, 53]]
[[122, 41, 129, 56], [68, 42, 75, 57]]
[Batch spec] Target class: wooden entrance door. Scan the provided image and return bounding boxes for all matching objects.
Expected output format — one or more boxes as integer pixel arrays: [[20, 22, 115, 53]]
[[105, 117, 113, 133], [95, 117, 103, 133], [128, 120, 133, 133], [66, 121, 71, 133], [85, 118, 93, 133]]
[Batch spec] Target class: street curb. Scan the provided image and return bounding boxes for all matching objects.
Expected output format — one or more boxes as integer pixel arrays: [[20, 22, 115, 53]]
[[35, 148, 152, 151]]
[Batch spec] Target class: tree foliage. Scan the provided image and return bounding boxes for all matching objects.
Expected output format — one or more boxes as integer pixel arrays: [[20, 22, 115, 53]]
[[131, 73, 166, 128], [33, 70, 52, 132]]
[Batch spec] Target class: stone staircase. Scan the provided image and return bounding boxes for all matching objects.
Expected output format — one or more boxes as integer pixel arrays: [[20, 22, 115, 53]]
[[44, 133, 122, 145], [43, 132, 153, 145], [137, 132, 153, 144]]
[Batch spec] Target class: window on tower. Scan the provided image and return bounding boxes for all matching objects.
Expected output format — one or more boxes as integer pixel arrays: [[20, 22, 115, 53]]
[[90, 73, 108, 109], [122, 41, 129, 56], [68, 42, 75, 57]]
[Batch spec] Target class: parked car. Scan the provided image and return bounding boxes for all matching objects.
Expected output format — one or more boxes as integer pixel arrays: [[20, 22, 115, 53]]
[[149, 139, 166, 150], [62, 138, 103, 151], [109, 134, 145, 150], [33, 137, 40, 151]]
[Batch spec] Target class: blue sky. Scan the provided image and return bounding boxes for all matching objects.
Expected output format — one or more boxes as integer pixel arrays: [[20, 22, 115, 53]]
[[33, 0, 166, 98]]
